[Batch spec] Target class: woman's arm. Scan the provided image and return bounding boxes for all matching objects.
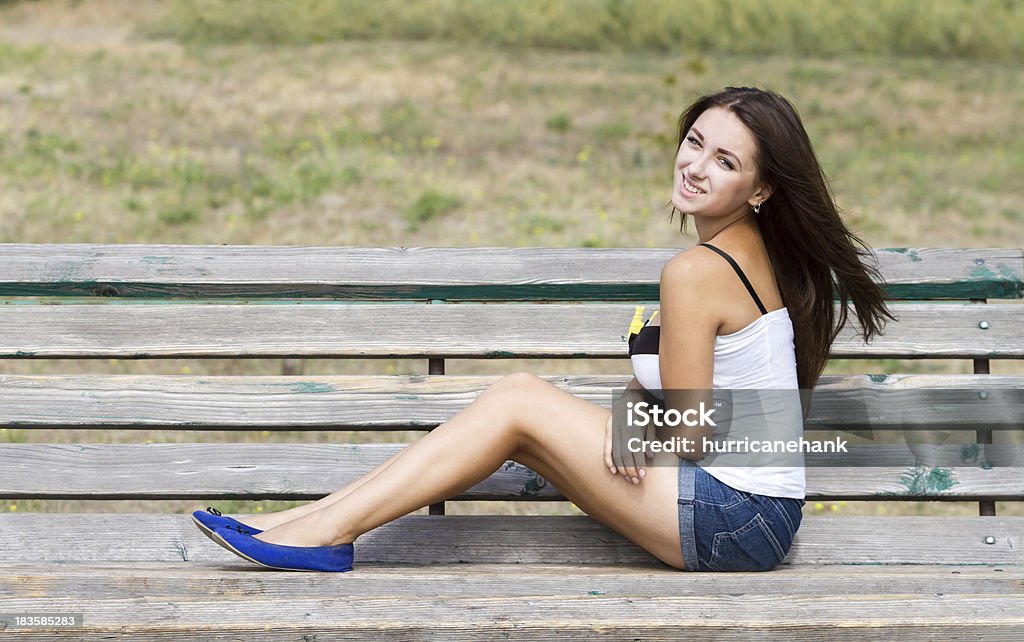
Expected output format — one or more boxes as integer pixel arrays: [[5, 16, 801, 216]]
[[657, 253, 719, 461]]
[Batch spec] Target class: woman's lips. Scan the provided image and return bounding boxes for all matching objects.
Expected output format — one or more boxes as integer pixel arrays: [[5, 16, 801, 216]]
[[680, 175, 705, 198]]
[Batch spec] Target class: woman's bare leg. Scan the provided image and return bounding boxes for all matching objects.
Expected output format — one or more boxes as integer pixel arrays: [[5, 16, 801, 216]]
[[250, 372, 686, 570], [238, 447, 410, 530]]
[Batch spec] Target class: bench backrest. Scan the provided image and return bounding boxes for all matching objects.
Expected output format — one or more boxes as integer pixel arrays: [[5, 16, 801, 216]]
[[1, 245, 1021, 518]]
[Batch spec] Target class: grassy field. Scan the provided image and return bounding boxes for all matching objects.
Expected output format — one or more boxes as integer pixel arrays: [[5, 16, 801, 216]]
[[0, 0, 1021, 519], [155, 0, 1024, 61]]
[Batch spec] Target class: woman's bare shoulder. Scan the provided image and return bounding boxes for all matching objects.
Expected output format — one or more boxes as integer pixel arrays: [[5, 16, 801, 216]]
[[660, 245, 733, 288], [657, 247, 727, 335]]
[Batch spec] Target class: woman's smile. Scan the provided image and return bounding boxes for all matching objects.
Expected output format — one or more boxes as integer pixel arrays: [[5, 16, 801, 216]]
[[680, 174, 706, 197]]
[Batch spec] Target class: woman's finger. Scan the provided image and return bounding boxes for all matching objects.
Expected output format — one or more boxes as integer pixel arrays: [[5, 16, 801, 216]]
[[612, 421, 628, 480], [625, 436, 643, 483], [628, 439, 645, 483], [604, 416, 616, 474], [641, 422, 657, 473], [615, 424, 639, 484]]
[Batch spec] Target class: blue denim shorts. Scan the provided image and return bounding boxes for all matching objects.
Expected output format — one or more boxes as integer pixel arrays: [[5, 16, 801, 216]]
[[677, 458, 804, 572]]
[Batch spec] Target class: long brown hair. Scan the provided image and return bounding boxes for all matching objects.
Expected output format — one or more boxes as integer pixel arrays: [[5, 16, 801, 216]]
[[668, 87, 896, 390]]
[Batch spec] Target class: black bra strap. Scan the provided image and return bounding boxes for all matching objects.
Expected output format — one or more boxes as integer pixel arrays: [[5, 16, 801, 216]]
[[698, 242, 768, 315]]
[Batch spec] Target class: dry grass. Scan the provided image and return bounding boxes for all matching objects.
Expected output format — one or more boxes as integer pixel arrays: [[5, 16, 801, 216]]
[[151, 0, 1024, 61]]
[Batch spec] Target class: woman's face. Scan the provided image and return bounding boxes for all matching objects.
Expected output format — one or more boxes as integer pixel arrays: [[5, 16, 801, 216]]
[[671, 106, 767, 218]]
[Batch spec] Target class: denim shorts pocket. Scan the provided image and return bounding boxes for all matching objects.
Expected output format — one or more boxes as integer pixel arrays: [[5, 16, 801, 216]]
[[707, 512, 786, 572], [702, 482, 754, 510]]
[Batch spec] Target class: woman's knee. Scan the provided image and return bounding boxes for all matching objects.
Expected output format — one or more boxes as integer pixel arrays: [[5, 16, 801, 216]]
[[501, 370, 544, 385], [480, 372, 547, 427], [489, 371, 546, 396]]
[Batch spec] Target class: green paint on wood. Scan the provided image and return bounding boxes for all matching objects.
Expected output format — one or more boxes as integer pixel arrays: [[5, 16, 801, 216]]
[[898, 464, 958, 494], [998, 264, 1020, 280], [13, 351, 36, 357], [874, 464, 959, 497], [970, 264, 999, 281], [999, 264, 1024, 298], [287, 382, 336, 394], [881, 282, 1021, 299], [394, 395, 419, 400], [485, 351, 517, 358], [2, 280, 1021, 299], [960, 443, 980, 463], [868, 374, 889, 383], [890, 248, 923, 262], [503, 459, 550, 497], [968, 264, 1024, 298], [519, 472, 549, 497]]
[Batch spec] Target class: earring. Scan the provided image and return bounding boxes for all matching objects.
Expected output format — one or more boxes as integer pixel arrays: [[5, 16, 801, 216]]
[[753, 200, 763, 214]]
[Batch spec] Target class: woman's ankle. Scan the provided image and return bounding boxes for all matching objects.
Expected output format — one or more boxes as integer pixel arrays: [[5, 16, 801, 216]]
[[242, 512, 293, 529], [242, 500, 335, 529]]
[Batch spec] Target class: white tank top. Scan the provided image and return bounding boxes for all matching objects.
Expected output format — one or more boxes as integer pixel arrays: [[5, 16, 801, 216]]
[[626, 244, 806, 499]]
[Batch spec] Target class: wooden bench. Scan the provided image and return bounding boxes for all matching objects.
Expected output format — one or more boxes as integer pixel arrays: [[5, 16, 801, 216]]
[[0, 244, 1021, 639]]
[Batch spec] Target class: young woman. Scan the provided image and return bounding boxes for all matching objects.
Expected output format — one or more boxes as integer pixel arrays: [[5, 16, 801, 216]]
[[194, 86, 894, 572]]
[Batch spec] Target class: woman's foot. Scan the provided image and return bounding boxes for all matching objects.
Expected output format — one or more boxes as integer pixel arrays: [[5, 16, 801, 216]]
[[232, 513, 279, 530], [252, 509, 353, 548], [193, 506, 311, 534], [211, 526, 355, 572], [233, 507, 319, 531]]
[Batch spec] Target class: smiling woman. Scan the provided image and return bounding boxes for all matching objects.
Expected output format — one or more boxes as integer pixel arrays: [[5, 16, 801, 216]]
[[620, 86, 898, 570], [195, 87, 897, 574], [664, 87, 897, 393]]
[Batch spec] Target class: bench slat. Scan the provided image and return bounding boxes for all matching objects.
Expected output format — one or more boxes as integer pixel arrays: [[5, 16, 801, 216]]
[[1, 245, 1021, 300], [0, 514, 1019, 566], [2, 373, 1020, 428], [1, 594, 1022, 640], [1, 302, 1021, 358], [4, 562, 1022, 599], [0, 443, 1020, 500]]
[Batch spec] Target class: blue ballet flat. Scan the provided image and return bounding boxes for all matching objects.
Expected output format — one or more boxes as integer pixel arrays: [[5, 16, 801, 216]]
[[191, 506, 263, 542], [210, 526, 354, 572]]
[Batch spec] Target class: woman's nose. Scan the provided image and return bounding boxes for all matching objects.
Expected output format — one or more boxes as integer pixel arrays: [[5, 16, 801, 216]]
[[687, 153, 708, 178]]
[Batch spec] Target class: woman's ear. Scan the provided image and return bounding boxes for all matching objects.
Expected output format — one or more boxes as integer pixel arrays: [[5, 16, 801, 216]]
[[748, 183, 773, 209]]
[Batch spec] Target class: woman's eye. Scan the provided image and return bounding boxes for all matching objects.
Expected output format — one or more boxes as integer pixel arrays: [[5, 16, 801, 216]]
[[686, 135, 733, 169]]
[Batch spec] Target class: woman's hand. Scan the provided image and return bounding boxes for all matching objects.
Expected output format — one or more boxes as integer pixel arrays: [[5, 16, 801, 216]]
[[604, 402, 655, 485]]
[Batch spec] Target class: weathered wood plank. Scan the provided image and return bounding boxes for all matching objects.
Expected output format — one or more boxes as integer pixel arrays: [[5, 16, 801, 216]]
[[1, 245, 1021, 300], [3, 563, 1021, 600], [0, 515, 1019, 565], [1, 442, 1020, 500], [2, 594, 1023, 640], [1, 303, 1021, 358], [2, 373, 1020, 429]]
